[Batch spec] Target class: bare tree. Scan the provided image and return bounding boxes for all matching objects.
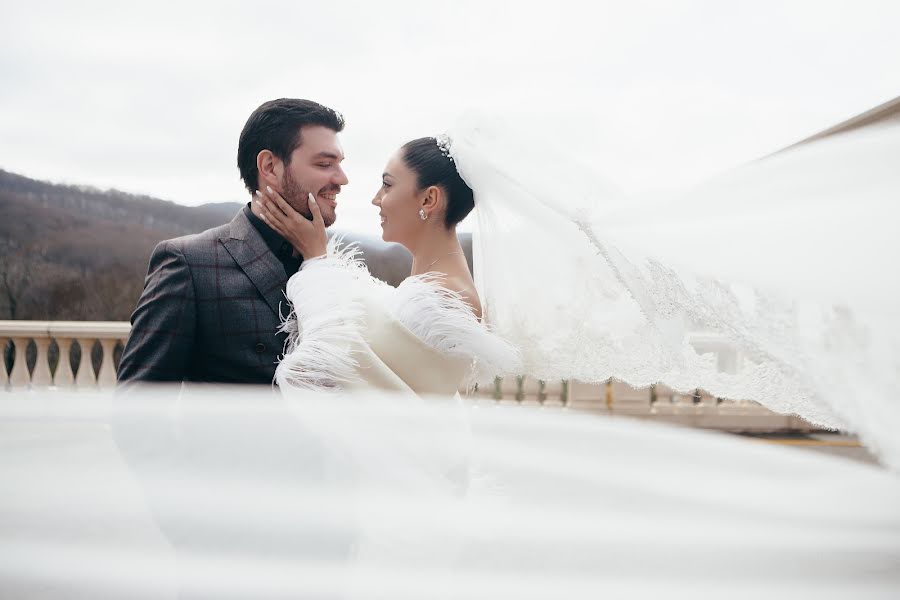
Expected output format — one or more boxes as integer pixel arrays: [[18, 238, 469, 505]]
[[0, 250, 30, 319]]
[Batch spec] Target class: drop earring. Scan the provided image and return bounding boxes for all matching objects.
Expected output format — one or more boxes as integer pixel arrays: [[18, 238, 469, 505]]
[[419, 208, 427, 221]]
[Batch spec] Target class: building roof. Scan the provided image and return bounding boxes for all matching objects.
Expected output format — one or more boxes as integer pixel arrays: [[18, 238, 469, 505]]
[[777, 95, 900, 153]]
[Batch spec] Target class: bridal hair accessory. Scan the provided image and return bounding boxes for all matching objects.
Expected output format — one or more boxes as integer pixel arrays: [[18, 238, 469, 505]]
[[435, 134, 454, 162], [419, 208, 428, 221]]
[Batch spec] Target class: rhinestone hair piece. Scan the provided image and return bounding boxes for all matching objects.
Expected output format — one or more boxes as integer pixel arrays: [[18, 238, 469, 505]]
[[435, 134, 454, 162]]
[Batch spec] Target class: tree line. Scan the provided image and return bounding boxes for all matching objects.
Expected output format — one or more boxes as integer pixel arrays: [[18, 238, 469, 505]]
[[0, 168, 469, 322]]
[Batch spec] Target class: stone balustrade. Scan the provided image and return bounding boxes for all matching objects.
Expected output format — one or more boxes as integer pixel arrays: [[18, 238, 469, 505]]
[[1, 320, 815, 432], [468, 376, 814, 432], [1, 320, 130, 390]]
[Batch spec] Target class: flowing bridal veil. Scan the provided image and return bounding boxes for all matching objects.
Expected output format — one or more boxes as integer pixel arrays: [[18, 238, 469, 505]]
[[449, 113, 900, 469]]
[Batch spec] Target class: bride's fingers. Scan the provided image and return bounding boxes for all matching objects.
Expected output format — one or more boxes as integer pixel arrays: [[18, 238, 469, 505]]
[[307, 193, 324, 229], [265, 185, 294, 219], [255, 192, 287, 232]]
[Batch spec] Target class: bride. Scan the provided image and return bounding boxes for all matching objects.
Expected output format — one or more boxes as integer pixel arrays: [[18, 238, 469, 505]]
[[256, 113, 900, 471]]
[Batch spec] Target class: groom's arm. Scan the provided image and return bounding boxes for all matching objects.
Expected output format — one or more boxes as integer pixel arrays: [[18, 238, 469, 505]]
[[117, 240, 197, 383]]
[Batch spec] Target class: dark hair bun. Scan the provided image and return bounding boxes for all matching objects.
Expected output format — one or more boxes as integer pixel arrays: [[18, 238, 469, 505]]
[[401, 137, 474, 227]]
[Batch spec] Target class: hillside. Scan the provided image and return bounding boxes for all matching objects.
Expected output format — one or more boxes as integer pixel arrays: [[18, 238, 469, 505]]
[[0, 169, 241, 271], [0, 169, 243, 320], [0, 169, 469, 321]]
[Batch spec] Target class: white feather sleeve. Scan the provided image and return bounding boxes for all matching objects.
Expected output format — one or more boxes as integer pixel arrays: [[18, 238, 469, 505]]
[[274, 238, 370, 391]]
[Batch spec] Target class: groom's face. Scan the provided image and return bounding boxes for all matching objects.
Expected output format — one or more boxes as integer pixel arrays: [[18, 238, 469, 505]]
[[278, 125, 348, 227]]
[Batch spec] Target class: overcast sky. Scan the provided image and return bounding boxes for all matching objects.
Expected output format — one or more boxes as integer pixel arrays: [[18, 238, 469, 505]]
[[2, 0, 899, 235]]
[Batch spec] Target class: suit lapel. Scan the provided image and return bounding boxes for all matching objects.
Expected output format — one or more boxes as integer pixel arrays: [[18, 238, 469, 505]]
[[220, 209, 288, 318]]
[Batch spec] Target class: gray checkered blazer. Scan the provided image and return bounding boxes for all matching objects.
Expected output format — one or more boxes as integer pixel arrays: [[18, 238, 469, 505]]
[[118, 208, 294, 384]]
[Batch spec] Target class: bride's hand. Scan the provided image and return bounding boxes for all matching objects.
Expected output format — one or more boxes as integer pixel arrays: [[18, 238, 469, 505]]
[[255, 186, 328, 260]]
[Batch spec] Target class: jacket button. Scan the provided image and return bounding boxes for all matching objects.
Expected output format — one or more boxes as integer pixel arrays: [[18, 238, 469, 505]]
[[255, 343, 266, 354]]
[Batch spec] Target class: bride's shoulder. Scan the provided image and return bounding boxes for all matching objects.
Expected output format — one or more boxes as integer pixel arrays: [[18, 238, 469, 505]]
[[393, 272, 521, 381], [397, 273, 482, 320], [439, 276, 483, 321]]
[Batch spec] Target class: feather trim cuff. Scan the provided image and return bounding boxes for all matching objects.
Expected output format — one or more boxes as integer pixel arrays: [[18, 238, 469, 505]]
[[275, 237, 369, 390]]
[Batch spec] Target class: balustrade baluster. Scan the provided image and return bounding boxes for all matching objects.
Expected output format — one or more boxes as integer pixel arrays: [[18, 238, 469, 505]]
[[609, 380, 652, 415], [520, 376, 542, 405], [541, 380, 566, 407], [31, 337, 53, 388], [1, 338, 8, 388], [565, 380, 607, 413], [53, 337, 76, 388], [97, 339, 118, 388], [9, 337, 31, 388], [498, 376, 519, 403], [75, 338, 98, 388], [649, 384, 676, 415]]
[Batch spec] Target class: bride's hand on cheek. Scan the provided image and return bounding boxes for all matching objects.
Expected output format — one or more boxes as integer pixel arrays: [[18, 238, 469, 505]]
[[255, 187, 328, 260]]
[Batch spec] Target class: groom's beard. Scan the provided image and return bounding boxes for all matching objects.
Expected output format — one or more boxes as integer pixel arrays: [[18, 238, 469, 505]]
[[282, 170, 336, 227]]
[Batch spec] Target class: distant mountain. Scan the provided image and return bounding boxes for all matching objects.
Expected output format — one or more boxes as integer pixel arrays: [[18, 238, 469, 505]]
[[0, 168, 244, 320], [0, 169, 242, 271], [0, 168, 470, 321]]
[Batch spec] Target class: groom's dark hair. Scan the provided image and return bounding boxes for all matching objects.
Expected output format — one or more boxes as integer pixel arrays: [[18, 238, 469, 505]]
[[402, 137, 475, 227], [237, 99, 345, 193]]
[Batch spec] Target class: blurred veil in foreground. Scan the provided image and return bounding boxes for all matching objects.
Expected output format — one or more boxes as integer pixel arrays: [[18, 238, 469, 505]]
[[1, 385, 899, 598]]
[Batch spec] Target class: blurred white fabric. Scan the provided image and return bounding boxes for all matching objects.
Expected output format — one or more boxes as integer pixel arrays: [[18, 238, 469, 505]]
[[1, 387, 898, 599]]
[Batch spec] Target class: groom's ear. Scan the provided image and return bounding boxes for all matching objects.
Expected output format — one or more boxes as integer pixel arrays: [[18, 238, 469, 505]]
[[256, 150, 283, 191]]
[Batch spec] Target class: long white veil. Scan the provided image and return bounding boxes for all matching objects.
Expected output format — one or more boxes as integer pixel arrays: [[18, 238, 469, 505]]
[[449, 113, 900, 468]]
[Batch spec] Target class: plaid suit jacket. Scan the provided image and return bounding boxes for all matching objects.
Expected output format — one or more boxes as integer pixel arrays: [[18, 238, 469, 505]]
[[118, 208, 294, 384]]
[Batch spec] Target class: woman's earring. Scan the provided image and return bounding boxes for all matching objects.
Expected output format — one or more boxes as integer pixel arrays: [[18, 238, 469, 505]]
[[419, 208, 428, 221]]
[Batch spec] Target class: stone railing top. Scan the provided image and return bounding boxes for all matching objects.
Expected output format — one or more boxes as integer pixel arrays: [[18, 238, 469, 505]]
[[0, 320, 131, 339]]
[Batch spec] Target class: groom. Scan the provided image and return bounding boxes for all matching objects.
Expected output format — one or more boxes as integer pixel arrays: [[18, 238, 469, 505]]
[[117, 98, 348, 384]]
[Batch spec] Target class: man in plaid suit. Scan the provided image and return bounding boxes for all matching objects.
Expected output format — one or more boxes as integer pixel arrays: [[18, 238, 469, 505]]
[[118, 99, 349, 384]]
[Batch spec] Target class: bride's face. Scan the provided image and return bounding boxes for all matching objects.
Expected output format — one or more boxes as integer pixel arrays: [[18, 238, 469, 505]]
[[372, 151, 422, 245]]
